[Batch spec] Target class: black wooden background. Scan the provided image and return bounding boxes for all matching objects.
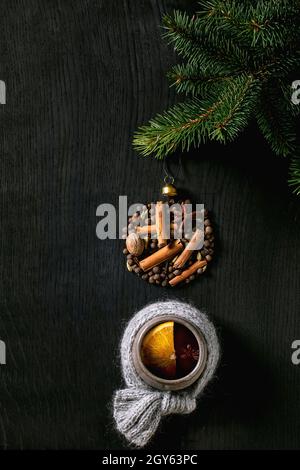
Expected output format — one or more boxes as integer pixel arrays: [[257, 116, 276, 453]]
[[0, 0, 300, 450]]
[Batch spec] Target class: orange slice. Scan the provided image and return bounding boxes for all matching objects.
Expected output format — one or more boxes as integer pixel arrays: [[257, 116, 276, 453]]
[[141, 321, 176, 379]]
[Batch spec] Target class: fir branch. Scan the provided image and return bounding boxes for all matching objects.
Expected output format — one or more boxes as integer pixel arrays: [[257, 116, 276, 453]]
[[256, 83, 298, 157], [289, 156, 300, 195], [133, 74, 260, 158], [163, 11, 249, 71], [168, 62, 239, 96], [134, 0, 300, 196], [197, 0, 300, 48]]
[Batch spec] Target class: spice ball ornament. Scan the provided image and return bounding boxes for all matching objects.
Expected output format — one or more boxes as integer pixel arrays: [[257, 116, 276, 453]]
[[122, 190, 215, 287]]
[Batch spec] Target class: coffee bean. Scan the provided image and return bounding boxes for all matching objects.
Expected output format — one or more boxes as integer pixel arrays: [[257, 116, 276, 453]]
[[168, 273, 175, 279], [209, 248, 214, 255], [160, 273, 166, 279], [173, 269, 181, 276], [153, 266, 160, 274], [185, 279, 190, 284], [127, 258, 134, 266], [149, 276, 155, 284], [135, 267, 142, 274], [156, 280, 161, 285], [206, 254, 212, 262], [142, 274, 148, 281], [204, 209, 208, 217], [190, 275, 195, 281], [127, 254, 133, 259], [153, 274, 160, 281], [161, 280, 168, 287], [150, 243, 156, 250], [204, 240, 210, 248], [123, 248, 129, 255], [148, 270, 153, 277], [197, 268, 203, 274], [204, 219, 211, 226], [168, 266, 173, 273]]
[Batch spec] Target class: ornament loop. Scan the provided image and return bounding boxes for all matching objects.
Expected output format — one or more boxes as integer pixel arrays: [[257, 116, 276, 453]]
[[163, 175, 174, 185]]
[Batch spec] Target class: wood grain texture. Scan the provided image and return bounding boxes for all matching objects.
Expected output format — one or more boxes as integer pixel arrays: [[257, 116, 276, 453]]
[[0, 0, 299, 450]]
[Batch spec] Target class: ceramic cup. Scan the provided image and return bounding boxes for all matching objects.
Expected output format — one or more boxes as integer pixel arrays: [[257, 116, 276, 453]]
[[132, 315, 207, 391]]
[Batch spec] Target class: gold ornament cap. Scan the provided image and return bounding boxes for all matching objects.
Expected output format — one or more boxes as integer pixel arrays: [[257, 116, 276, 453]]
[[162, 176, 177, 197]]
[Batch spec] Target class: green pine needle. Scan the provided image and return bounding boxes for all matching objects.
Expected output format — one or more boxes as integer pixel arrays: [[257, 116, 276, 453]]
[[289, 157, 300, 195]]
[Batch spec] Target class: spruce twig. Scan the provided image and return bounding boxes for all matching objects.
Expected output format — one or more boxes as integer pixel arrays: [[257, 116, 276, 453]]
[[134, 0, 300, 195]]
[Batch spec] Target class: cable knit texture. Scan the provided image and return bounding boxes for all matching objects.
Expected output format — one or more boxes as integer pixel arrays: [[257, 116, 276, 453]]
[[113, 300, 220, 447]]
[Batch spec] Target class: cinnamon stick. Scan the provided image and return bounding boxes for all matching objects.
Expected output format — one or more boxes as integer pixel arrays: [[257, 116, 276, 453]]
[[169, 259, 207, 287], [136, 225, 156, 235], [173, 228, 203, 269], [139, 240, 183, 272], [136, 223, 175, 235], [156, 202, 169, 248]]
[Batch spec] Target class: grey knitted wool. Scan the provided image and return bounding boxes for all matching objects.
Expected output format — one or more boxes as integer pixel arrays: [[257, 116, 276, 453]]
[[113, 300, 220, 448]]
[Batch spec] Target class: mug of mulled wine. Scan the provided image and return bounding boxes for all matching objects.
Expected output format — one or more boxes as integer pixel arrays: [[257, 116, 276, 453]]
[[132, 315, 207, 391]]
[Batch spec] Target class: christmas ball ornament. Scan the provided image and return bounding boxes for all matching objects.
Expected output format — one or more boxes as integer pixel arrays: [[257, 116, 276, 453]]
[[123, 181, 215, 287], [113, 300, 220, 447]]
